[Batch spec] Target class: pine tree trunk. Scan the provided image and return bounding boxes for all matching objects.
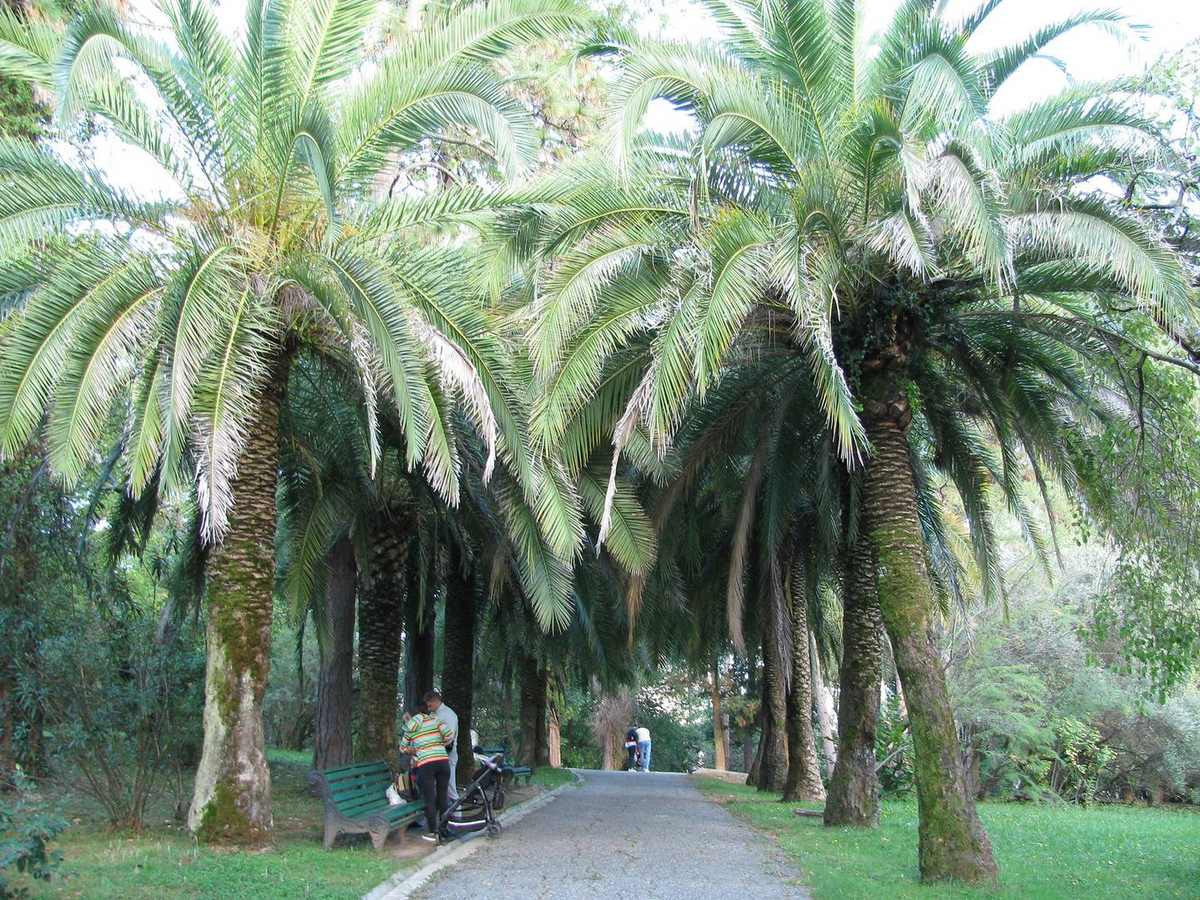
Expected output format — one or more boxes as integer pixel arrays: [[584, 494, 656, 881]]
[[357, 508, 409, 766], [441, 552, 476, 787], [782, 554, 826, 803], [188, 357, 288, 844], [711, 660, 726, 772], [517, 653, 539, 766], [825, 530, 884, 827], [535, 666, 550, 767], [862, 386, 997, 883], [313, 537, 355, 771], [757, 562, 789, 794]]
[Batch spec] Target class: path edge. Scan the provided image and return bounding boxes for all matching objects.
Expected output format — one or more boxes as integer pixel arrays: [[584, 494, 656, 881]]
[[362, 771, 584, 900]]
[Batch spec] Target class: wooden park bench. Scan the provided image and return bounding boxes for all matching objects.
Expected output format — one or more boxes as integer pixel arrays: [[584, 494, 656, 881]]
[[308, 761, 425, 850], [478, 745, 534, 785]]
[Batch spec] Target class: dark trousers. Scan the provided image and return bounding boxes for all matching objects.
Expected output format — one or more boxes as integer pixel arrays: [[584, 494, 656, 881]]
[[417, 758, 451, 833], [627, 745, 638, 769]]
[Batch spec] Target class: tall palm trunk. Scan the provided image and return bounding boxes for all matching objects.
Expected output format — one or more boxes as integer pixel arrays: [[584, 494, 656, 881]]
[[862, 385, 997, 883], [357, 508, 408, 766], [313, 536, 355, 771], [711, 659, 726, 771], [825, 530, 884, 827], [517, 652, 540, 766], [756, 561, 788, 793], [441, 552, 476, 787], [189, 358, 288, 844], [782, 553, 826, 803]]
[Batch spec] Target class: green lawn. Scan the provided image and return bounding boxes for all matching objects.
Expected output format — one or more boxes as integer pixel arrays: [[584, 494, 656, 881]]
[[694, 777, 1200, 900], [28, 750, 416, 900], [18, 753, 576, 899]]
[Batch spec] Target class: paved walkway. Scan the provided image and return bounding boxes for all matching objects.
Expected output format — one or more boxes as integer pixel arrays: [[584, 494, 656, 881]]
[[416, 769, 809, 899]]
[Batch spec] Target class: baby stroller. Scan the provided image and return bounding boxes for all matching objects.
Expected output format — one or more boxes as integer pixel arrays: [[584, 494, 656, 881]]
[[436, 750, 510, 845]]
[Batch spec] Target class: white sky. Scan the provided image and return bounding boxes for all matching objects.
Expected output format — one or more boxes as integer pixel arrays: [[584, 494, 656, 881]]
[[93, 0, 1200, 196]]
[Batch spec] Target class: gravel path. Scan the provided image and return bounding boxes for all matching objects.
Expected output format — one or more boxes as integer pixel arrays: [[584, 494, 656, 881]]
[[415, 769, 809, 900]]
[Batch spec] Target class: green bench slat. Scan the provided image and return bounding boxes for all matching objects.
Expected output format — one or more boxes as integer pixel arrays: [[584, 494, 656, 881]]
[[323, 761, 391, 778], [339, 796, 389, 818], [331, 781, 392, 807], [382, 801, 424, 823], [326, 770, 393, 792]]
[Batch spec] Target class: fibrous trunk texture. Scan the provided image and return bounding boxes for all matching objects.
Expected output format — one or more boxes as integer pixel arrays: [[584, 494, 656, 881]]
[[189, 358, 287, 844], [782, 554, 826, 803], [756, 561, 789, 793], [711, 660, 727, 771], [862, 386, 997, 883], [357, 507, 409, 766], [313, 536, 356, 772], [441, 552, 476, 787], [549, 705, 562, 767], [825, 530, 884, 827]]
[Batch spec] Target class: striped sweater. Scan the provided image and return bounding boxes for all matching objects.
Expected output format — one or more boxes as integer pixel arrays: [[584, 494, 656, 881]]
[[400, 713, 453, 767]]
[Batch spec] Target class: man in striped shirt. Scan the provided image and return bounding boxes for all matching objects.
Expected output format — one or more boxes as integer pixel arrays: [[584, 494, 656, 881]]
[[400, 704, 455, 842]]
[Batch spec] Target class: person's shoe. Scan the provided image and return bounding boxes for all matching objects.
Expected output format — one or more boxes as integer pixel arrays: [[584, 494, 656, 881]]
[[421, 832, 438, 843]]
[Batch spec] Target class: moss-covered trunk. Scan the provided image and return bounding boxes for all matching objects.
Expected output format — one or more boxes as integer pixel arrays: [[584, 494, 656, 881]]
[[757, 561, 789, 794], [356, 507, 409, 766], [441, 550, 476, 787], [862, 384, 998, 883], [188, 357, 288, 845], [782, 553, 825, 803], [825, 529, 884, 827], [313, 536, 356, 771]]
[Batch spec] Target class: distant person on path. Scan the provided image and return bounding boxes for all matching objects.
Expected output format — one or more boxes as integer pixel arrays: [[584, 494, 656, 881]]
[[625, 726, 639, 770], [635, 724, 652, 772], [425, 689, 460, 801], [400, 702, 455, 842]]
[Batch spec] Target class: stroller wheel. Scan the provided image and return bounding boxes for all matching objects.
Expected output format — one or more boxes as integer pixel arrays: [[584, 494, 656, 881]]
[[486, 822, 502, 839]]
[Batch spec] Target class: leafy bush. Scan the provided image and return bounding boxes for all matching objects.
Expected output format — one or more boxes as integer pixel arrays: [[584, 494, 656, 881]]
[[0, 772, 67, 899]]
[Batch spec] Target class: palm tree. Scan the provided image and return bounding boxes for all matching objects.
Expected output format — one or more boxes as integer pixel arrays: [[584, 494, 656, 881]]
[[0, 0, 590, 843], [521, 0, 1195, 882]]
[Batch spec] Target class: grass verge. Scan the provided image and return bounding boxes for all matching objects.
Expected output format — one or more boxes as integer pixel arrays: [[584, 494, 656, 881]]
[[694, 776, 1200, 900], [29, 751, 418, 900]]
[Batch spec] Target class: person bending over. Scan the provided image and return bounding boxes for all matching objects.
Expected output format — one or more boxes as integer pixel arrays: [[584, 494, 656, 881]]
[[400, 702, 455, 842], [635, 724, 652, 772]]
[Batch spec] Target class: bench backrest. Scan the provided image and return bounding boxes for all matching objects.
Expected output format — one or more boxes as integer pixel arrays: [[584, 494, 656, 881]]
[[318, 761, 393, 819]]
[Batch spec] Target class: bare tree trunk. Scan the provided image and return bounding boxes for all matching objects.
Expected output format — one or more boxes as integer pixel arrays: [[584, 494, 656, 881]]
[[811, 632, 837, 778], [535, 665, 550, 767], [404, 591, 435, 715], [549, 704, 562, 767], [711, 660, 727, 771], [441, 551, 476, 787], [313, 537, 355, 771], [517, 653, 539, 766], [189, 355, 289, 845], [825, 529, 884, 827], [357, 507, 409, 766], [782, 553, 825, 803], [862, 389, 997, 883]]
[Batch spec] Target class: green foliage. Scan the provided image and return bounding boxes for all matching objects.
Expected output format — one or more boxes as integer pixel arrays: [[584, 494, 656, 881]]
[[0, 773, 67, 900]]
